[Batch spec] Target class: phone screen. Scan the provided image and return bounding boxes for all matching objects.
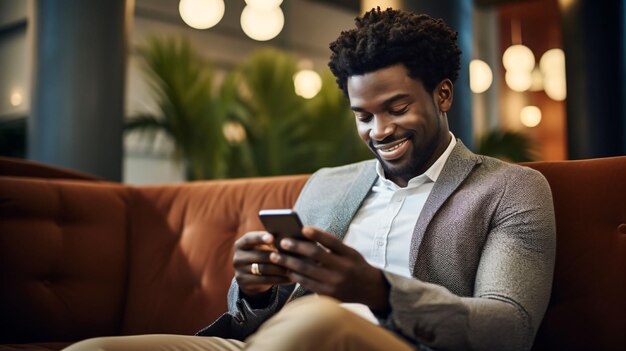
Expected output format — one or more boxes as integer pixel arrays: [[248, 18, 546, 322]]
[[258, 209, 304, 242]]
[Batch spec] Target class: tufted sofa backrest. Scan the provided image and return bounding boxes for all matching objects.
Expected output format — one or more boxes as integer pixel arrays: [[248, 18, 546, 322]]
[[0, 158, 308, 344], [0, 177, 131, 343], [120, 177, 308, 336]]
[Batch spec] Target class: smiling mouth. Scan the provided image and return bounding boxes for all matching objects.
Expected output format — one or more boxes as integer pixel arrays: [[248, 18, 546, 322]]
[[379, 140, 408, 152], [375, 138, 409, 152], [374, 137, 410, 160]]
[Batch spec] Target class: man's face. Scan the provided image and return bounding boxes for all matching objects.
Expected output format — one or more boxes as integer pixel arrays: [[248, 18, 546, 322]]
[[347, 64, 452, 187]]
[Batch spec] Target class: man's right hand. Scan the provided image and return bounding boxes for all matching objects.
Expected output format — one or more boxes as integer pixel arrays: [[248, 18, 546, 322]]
[[233, 231, 292, 298]]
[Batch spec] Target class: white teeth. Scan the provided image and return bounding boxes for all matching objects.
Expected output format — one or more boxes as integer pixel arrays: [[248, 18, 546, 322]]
[[380, 140, 407, 152], [384, 144, 401, 152]]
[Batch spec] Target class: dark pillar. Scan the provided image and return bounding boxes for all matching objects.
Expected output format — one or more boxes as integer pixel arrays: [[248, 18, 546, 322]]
[[29, 0, 132, 181], [405, 0, 474, 149], [560, 0, 626, 159]]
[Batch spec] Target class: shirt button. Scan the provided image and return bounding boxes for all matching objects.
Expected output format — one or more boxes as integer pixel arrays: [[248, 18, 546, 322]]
[[376, 240, 384, 246]]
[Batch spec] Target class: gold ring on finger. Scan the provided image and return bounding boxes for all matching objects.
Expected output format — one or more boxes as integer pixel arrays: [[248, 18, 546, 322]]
[[251, 263, 261, 276]]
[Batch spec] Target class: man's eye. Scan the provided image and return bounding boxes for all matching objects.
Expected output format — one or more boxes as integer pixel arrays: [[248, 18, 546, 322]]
[[355, 113, 373, 122], [390, 106, 409, 115]]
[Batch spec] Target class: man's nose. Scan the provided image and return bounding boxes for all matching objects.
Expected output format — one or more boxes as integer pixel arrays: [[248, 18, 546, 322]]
[[370, 116, 395, 141]]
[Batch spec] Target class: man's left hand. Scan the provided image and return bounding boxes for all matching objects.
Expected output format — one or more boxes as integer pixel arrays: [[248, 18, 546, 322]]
[[269, 226, 390, 313]]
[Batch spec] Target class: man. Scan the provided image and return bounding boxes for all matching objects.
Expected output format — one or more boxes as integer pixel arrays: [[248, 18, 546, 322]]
[[65, 7, 555, 351]]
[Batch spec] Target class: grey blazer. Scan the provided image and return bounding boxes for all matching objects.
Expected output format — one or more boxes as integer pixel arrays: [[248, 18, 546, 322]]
[[198, 141, 556, 351]]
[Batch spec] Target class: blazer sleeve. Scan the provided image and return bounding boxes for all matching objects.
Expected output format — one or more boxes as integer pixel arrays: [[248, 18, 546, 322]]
[[222, 279, 296, 338], [381, 167, 556, 351]]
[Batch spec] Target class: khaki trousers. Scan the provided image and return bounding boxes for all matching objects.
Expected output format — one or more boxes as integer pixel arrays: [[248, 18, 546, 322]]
[[63, 295, 414, 351]]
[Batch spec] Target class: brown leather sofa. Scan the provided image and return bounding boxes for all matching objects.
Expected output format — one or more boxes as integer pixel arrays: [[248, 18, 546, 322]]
[[1, 156, 624, 350]]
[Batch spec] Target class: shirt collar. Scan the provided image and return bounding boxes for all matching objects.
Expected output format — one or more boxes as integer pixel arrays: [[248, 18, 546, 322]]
[[376, 132, 456, 188]]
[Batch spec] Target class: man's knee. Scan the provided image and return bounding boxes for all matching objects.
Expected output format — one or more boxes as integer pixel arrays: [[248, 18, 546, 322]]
[[63, 335, 245, 351], [262, 295, 362, 339], [247, 296, 407, 351], [63, 337, 117, 351], [281, 295, 352, 327]]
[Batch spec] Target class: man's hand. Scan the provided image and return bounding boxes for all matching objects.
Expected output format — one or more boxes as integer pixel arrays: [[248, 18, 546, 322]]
[[269, 226, 390, 312], [233, 231, 292, 298]]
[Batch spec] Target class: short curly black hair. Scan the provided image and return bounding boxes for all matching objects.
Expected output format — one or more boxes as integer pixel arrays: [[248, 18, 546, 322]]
[[328, 8, 461, 96]]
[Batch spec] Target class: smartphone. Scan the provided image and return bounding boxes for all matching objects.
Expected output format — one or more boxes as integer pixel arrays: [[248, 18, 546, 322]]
[[258, 209, 310, 249]]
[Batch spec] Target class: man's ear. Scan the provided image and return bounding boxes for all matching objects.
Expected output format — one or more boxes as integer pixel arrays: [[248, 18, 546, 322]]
[[435, 79, 453, 112]]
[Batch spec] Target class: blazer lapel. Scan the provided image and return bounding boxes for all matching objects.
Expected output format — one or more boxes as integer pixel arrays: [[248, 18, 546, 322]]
[[409, 141, 481, 275], [326, 161, 378, 240]]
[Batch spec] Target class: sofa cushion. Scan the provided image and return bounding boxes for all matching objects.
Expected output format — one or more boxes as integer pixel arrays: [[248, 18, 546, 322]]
[[0, 177, 129, 343], [120, 175, 309, 335]]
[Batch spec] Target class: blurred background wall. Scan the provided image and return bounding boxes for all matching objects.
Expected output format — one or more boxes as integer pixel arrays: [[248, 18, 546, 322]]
[[0, 0, 624, 183]]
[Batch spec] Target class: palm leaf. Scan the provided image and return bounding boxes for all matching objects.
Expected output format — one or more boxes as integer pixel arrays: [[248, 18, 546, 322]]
[[230, 50, 371, 176], [235, 49, 307, 175], [126, 37, 228, 180]]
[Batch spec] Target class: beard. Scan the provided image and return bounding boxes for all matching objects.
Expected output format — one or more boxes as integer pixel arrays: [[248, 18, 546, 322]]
[[368, 120, 443, 182]]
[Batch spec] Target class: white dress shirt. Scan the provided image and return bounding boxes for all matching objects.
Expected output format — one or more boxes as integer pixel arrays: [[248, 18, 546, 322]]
[[343, 133, 457, 278]]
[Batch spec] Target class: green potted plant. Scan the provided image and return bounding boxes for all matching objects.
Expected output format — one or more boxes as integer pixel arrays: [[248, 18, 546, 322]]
[[125, 37, 235, 180], [127, 40, 371, 180]]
